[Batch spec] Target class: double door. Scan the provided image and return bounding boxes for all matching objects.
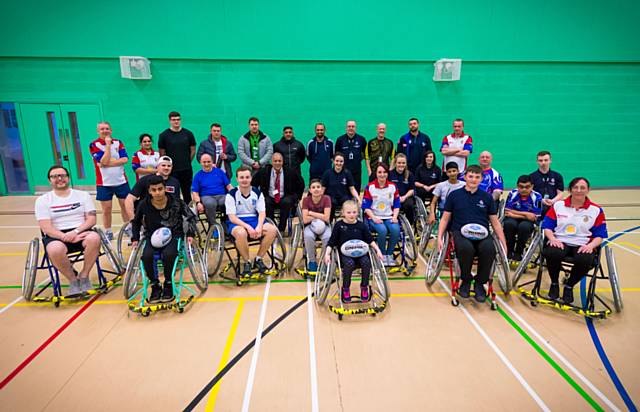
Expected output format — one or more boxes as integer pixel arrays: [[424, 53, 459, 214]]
[[19, 103, 100, 192]]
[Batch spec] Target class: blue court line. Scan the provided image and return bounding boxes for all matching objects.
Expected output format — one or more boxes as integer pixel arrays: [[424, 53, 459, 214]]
[[580, 225, 640, 412]]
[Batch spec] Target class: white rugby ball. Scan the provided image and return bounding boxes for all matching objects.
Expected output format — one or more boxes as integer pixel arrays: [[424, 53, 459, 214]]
[[340, 239, 369, 258], [460, 223, 489, 240], [150, 227, 172, 248]]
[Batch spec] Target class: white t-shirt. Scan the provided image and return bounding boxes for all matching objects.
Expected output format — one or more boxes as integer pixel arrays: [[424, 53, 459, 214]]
[[214, 140, 226, 173], [433, 180, 465, 210], [35, 189, 96, 231], [225, 187, 265, 219]]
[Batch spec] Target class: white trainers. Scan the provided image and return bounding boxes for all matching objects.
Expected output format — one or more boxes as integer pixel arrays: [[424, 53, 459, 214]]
[[79, 277, 93, 292], [68, 279, 82, 296]]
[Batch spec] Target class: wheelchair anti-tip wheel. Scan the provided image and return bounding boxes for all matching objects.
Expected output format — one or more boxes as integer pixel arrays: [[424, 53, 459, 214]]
[[22, 238, 39, 301], [205, 223, 225, 278], [425, 232, 448, 286], [123, 241, 144, 299]]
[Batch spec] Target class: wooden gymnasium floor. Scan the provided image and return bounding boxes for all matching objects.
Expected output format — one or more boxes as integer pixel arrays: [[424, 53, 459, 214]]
[[0, 190, 639, 412]]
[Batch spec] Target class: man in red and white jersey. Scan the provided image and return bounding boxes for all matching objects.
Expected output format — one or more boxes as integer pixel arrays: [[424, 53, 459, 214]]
[[440, 118, 473, 176], [35, 165, 101, 295], [89, 121, 131, 240]]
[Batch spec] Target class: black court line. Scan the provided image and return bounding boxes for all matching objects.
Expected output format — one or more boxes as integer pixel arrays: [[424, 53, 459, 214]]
[[184, 296, 309, 411]]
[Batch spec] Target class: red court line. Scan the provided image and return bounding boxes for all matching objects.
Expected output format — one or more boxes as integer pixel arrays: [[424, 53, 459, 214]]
[[0, 294, 99, 390]]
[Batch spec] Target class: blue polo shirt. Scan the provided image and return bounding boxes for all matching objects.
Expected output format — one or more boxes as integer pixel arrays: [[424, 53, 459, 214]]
[[388, 169, 415, 197], [444, 186, 497, 232], [192, 168, 230, 196]]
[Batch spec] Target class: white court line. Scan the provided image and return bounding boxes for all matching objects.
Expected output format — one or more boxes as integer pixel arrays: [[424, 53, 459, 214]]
[[0, 275, 50, 315], [607, 242, 640, 258], [436, 278, 550, 411], [0, 242, 30, 245], [496, 295, 621, 412], [306, 279, 320, 412], [0, 224, 123, 229], [241, 275, 272, 412]]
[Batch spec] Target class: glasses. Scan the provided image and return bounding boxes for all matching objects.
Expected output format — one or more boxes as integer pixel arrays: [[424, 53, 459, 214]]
[[49, 174, 69, 179]]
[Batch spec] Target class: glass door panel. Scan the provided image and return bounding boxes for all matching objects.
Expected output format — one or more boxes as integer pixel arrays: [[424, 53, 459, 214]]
[[0, 102, 29, 194]]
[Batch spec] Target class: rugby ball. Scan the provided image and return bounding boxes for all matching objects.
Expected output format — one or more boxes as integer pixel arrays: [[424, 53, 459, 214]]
[[460, 223, 489, 240], [340, 239, 369, 258], [150, 227, 172, 248]]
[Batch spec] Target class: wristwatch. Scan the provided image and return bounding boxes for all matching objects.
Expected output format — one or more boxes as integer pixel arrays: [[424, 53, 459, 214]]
[[73, 229, 81, 234]]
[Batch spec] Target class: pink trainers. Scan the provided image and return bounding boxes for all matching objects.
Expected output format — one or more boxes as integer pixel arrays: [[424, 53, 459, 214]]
[[341, 287, 351, 303], [360, 286, 370, 302]]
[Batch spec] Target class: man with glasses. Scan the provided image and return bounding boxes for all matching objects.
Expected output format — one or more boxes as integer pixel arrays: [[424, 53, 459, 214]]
[[159, 111, 197, 203], [502, 175, 542, 261], [35, 165, 102, 295]]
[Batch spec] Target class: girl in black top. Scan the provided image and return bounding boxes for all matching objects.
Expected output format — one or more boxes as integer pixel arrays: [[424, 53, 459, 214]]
[[324, 200, 384, 303], [415, 150, 442, 202], [131, 176, 196, 303], [389, 153, 417, 222]]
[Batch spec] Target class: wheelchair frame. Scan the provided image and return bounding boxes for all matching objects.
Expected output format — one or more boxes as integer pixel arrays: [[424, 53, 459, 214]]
[[123, 237, 207, 316], [22, 228, 124, 306], [314, 248, 389, 320]]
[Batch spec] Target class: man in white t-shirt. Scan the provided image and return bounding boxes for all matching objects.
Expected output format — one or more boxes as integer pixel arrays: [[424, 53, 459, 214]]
[[35, 165, 101, 295], [440, 118, 473, 176]]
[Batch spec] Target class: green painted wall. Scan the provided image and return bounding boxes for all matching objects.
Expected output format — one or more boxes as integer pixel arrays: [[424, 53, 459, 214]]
[[1, 0, 639, 62], [1, 57, 638, 188]]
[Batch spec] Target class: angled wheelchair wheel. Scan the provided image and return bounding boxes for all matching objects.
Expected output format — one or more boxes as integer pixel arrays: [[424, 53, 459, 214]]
[[265, 217, 287, 272], [605, 245, 622, 312], [314, 249, 335, 305], [22, 238, 40, 301], [497, 198, 506, 223], [187, 240, 208, 293], [123, 241, 144, 299], [492, 234, 511, 293], [96, 228, 125, 274], [286, 222, 302, 274], [116, 222, 133, 269], [420, 220, 436, 257], [399, 214, 417, 264], [425, 232, 448, 286], [512, 230, 542, 287], [205, 223, 225, 277], [371, 250, 389, 302]]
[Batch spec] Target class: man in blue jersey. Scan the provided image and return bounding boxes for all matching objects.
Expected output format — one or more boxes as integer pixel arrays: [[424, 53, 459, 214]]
[[225, 166, 278, 277], [478, 151, 504, 201], [502, 175, 542, 261]]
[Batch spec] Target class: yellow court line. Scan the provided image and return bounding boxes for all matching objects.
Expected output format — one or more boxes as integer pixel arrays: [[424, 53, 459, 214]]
[[618, 241, 640, 251], [206, 300, 245, 411]]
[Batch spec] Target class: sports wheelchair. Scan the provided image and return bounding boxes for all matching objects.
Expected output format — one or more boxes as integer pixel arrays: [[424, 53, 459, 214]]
[[368, 214, 418, 276], [510, 224, 544, 286], [516, 242, 622, 319], [314, 247, 389, 320], [286, 205, 331, 278], [123, 236, 207, 316], [22, 228, 124, 306], [425, 231, 511, 309]]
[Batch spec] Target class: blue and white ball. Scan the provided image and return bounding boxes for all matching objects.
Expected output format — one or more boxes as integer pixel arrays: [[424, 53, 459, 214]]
[[150, 227, 172, 248], [340, 239, 369, 258], [460, 223, 489, 240]]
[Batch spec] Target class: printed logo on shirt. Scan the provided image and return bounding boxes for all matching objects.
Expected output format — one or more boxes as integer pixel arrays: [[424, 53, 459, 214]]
[[583, 215, 590, 223], [166, 187, 175, 193], [341, 178, 347, 185], [566, 224, 577, 234], [477, 200, 486, 209], [51, 202, 82, 213]]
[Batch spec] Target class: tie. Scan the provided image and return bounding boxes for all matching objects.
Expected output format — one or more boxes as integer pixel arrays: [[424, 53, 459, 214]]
[[274, 171, 281, 203]]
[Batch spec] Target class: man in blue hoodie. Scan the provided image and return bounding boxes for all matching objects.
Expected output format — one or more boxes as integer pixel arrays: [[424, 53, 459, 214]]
[[307, 123, 334, 181], [397, 117, 432, 174]]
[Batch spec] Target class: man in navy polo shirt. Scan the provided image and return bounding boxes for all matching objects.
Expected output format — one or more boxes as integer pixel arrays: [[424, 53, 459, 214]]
[[335, 120, 367, 192], [438, 165, 507, 302], [307, 123, 334, 181], [529, 150, 564, 215], [397, 117, 432, 174]]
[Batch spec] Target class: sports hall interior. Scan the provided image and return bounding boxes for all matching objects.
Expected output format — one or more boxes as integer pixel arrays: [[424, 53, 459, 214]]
[[0, 1, 639, 411]]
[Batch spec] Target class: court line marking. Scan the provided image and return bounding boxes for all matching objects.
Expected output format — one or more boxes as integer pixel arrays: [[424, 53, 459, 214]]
[[0, 294, 99, 390], [0, 274, 53, 314], [241, 275, 271, 412], [205, 300, 245, 411], [306, 279, 319, 412], [497, 295, 618, 412], [436, 278, 550, 411], [618, 241, 640, 250], [607, 241, 640, 258]]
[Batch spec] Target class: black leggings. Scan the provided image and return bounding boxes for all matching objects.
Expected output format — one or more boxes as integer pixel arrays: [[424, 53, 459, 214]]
[[503, 217, 535, 255], [452, 231, 495, 284], [543, 244, 595, 287], [340, 254, 371, 288], [142, 238, 179, 284], [401, 196, 415, 223], [171, 168, 193, 204]]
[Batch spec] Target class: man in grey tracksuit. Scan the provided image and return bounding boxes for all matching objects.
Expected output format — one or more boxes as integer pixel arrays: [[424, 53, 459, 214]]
[[237, 117, 273, 175]]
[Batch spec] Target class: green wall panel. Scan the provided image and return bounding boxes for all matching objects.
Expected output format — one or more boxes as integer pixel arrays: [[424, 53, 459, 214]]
[[0, 57, 639, 189], [1, 0, 639, 61]]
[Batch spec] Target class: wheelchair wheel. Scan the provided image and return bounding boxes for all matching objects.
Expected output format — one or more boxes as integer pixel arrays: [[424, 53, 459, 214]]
[[187, 240, 208, 293], [204, 223, 225, 277], [425, 232, 448, 286], [512, 230, 542, 287], [497, 198, 506, 223], [314, 249, 335, 305], [96, 228, 125, 274], [492, 234, 511, 293], [116, 222, 133, 269], [265, 217, 287, 271], [123, 241, 144, 299], [22, 238, 39, 301], [605, 245, 623, 312], [399, 214, 417, 264], [286, 223, 302, 274], [371, 250, 389, 302]]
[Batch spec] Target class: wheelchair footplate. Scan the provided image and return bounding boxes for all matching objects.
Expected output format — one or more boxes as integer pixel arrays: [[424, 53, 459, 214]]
[[327, 286, 388, 321], [295, 267, 317, 279], [219, 263, 280, 286], [128, 294, 195, 317], [518, 287, 610, 319], [32, 275, 122, 307]]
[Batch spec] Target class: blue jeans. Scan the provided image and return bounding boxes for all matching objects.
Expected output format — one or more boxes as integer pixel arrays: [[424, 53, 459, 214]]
[[368, 219, 400, 255]]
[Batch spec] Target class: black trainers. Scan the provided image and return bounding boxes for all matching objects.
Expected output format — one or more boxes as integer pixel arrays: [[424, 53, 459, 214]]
[[562, 285, 574, 304], [148, 283, 162, 303], [548, 283, 560, 300], [458, 280, 471, 298], [254, 258, 268, 274], [512, 252, 523, 262], [241, 262, 252, 278], [161, 282, 174, 302], [474, 281, 487, 303]]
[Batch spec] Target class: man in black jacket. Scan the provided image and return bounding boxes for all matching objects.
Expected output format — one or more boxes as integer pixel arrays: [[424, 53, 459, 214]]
[[252, 152, 304, 232], [335, 120, 367, 192], [273, 126, 306, 184]]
